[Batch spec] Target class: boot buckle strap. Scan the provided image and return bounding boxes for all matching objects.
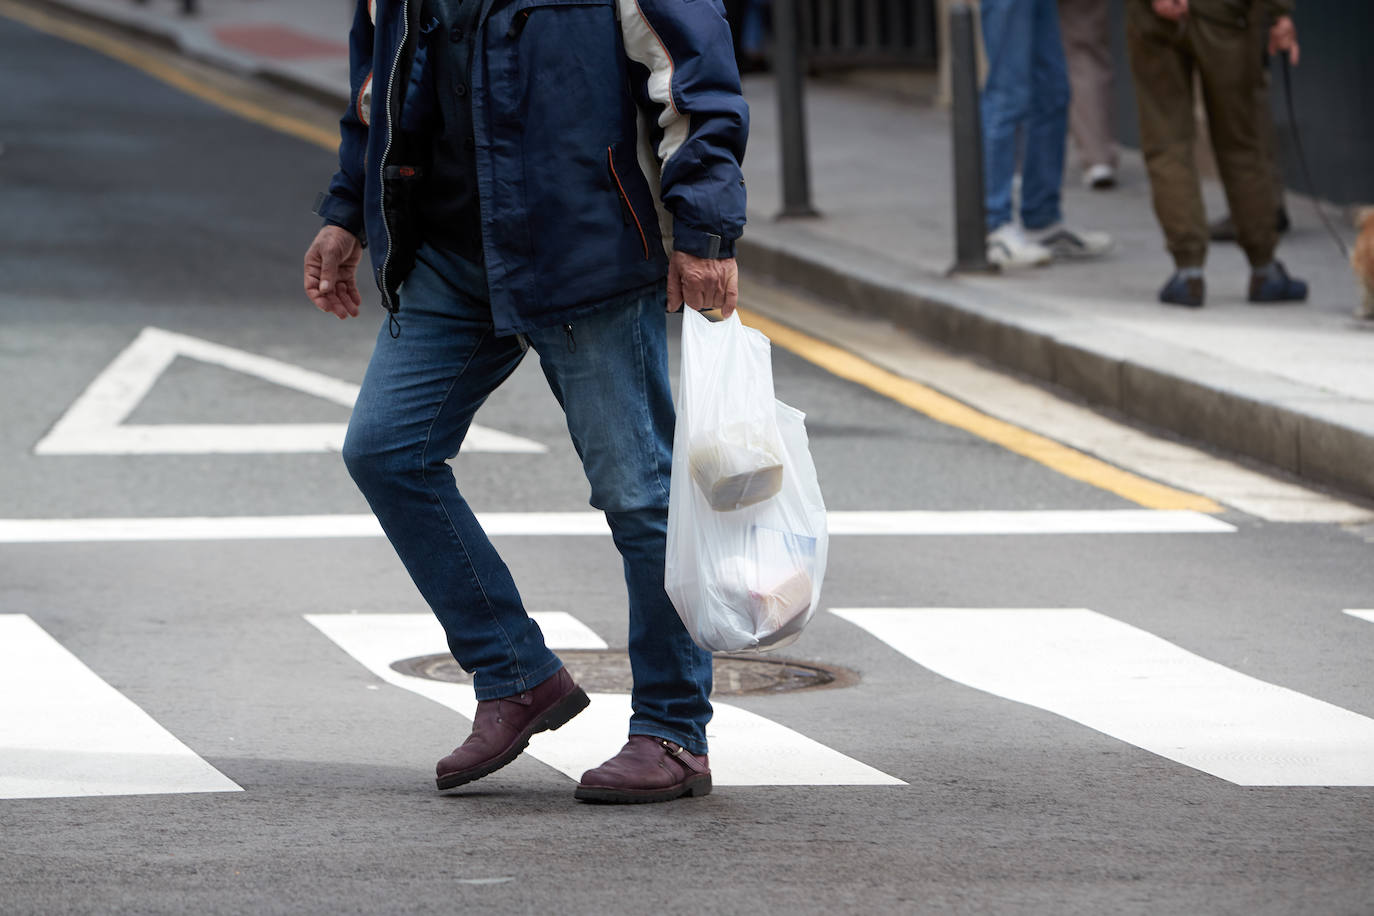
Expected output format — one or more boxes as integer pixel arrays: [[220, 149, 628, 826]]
[[660, 739, 708, 775]]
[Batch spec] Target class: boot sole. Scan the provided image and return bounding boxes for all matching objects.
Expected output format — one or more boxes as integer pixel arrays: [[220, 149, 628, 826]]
[[436, 686, 590, 791], [1247, 294, 1308, 304], [573, 774, 712, 805]]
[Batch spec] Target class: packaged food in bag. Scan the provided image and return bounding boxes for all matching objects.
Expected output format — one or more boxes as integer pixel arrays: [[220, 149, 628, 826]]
[[710, 527, 815, 642], [665, 309, 829, 653], [688, 422, 784, 511]]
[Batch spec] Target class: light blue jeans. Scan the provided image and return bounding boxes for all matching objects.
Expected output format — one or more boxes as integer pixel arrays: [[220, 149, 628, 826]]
[[342, 244, 714, 754], [980, 0, 1071, 231]]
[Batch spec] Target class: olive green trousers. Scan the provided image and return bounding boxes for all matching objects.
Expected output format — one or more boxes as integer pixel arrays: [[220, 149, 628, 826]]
[[1126, 2, 1277, 268]]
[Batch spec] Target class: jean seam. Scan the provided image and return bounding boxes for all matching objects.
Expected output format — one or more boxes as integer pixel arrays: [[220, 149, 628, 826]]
[[633, 305, 672, 506], [417, 328, 526, 686]]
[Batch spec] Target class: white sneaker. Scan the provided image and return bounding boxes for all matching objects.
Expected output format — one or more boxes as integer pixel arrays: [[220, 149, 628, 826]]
[[986, 223, 1052, 268], [1031, 222, 1114, 260], [1083, 163, 1116, 190]]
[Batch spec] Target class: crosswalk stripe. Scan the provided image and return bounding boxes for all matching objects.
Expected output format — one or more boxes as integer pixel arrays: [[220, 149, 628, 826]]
[[0, 615, 241, 799], [306, 613, 904, 787], [0, 509, 1234, 543], [832, 607, 1374, 786]]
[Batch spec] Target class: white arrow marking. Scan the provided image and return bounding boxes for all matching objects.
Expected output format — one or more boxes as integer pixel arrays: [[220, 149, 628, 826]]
[[1345, 610, 1374, 624], [0, 615, 241, 799], [833, 607, 1374, 786], [34, 327, 545, 455], [0, 510, 1233, 543], [307, 613, 904, 787]]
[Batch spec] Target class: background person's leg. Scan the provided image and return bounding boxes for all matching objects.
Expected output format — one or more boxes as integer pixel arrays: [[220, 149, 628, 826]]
[[1208, 22, 1289, 241], [1019, 0, 1070, 230], [979, 0, 1035, 231], [1057, 0, 1116, 181], [343, 247, 563, 700], [1193, 18, 1277, 269], [1126, 6, 1206, 270]]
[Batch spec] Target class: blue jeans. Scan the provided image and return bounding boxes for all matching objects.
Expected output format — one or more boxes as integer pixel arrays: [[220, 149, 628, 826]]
[[342, 244, 714, 755], [980, 0, 1070, 231]]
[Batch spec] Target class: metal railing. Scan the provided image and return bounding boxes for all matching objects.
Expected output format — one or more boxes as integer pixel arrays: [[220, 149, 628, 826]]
[[800, 0, 937, 70]]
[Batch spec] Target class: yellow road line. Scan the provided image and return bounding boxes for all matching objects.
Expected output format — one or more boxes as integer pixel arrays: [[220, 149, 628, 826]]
[[4, 0, 1220, 513], [0, 0, 339, 151], [739, 309, 1223, 513]]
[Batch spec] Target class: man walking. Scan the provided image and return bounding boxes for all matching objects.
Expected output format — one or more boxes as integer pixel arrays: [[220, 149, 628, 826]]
[[1127, 0, 1305, 307], [303, 0, 747, 804]]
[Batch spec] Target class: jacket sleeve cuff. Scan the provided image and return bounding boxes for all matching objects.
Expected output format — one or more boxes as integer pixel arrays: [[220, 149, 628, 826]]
[[671, 222, 737, 259], [313, 191, 367, 246]]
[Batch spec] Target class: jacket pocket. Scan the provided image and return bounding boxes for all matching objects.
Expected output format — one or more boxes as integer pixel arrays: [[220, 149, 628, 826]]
[[503, 0, 614, 39], [608, 146, 651, 261]]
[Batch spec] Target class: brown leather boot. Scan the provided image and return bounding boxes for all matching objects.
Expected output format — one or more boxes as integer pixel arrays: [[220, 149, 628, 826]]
[[574, 735, 711, 804], [435, 668, 589, 790]]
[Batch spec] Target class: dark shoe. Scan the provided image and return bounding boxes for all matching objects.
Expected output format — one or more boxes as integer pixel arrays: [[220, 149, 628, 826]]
[[1208, 209, 1290, 242], [574, 735, 712, 804], [1248, 261, 1308, 304], [1159, 271, 1205, 308], [435, 668, 589, 790]]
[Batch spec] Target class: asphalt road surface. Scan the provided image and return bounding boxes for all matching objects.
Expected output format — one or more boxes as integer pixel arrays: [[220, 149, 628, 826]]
[[2, 9, 1373, 915]]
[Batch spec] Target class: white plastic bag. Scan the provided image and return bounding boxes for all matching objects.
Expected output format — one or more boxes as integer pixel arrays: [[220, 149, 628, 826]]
[[665, 308, 829, 653]]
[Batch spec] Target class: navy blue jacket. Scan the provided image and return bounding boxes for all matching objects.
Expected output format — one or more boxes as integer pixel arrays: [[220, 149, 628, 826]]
[[315, 0, 749, 336]]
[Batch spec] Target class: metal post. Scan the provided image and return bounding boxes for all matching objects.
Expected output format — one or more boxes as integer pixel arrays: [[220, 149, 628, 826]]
[[181, 0, 196, 14], [773, 0, 819, 218], [948, 2, 994, 272]]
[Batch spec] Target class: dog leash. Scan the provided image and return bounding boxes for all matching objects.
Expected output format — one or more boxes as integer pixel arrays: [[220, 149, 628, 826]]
[[1279, 55, 1350, 260]]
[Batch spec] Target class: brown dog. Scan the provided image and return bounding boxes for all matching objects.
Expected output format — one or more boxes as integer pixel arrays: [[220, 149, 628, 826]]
[[1354, 208, 1374, 319]]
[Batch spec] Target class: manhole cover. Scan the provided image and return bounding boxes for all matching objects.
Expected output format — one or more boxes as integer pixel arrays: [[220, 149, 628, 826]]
[[390, 650, 857, 696]]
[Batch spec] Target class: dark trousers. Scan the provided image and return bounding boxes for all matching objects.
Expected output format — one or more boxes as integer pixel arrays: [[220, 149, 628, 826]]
[[1126, 1, 1277, 268]]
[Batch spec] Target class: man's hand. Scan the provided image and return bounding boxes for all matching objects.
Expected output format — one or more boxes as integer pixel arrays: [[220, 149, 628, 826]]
[[1269, 15, 1299, 66], [667, 250, 739, 318], [304, 225, 363, 320], [1152, 0, 1188, 20]]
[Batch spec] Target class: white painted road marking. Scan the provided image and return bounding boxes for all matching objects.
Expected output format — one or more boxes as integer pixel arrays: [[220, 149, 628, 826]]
[[306, 613, 904, 787], [1345, 610, 1374, 624], [0, 615, 241, 800], [0, 509, 1234, 543], [824, 510, 1233, 536], [34, 326, 545, 455], [833, 607, 1374, 786]]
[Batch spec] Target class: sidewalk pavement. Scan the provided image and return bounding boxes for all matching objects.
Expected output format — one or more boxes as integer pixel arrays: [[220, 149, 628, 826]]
[[27, 0, 1374, 504]]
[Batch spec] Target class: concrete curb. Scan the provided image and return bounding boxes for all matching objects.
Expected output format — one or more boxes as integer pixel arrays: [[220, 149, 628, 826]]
[[738, 228, 1374, 503]]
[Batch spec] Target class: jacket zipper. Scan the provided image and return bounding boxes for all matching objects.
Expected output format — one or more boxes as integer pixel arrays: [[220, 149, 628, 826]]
[[377, 0, 412, 325], [607, 147, 650, 261]]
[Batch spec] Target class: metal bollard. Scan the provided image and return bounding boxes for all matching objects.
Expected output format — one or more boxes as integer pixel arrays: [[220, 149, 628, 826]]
[[773, 0, 819, 219], [948, 2, 994, 273]]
